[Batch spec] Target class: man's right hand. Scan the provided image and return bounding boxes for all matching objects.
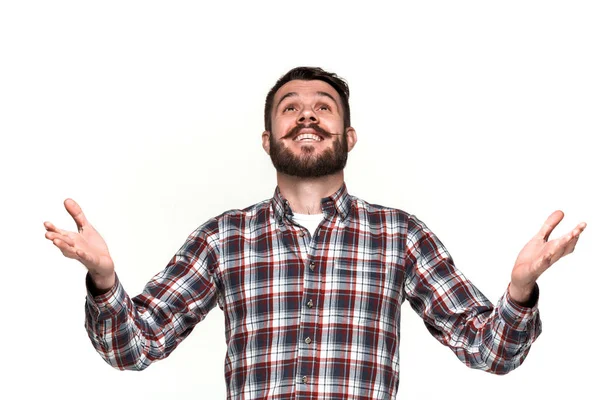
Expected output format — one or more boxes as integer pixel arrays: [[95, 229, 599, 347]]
[[44, 198, 116, 291]]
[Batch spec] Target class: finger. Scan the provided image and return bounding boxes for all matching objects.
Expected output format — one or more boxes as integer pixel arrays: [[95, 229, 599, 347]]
[[44, 221, 66, 235], [548, 231, 581, 264], [60, 248, 80, 260], [45, 231, 75, 247], [553, 222, 586, 244], [557, 222, 586, 248], [564, 226, 584, 251], [64, 198, 89, 231], [573, 222, 587, 237], [52, 238, 80, 260], [563, 235, 580, 257], [537, 210, 565, 241]]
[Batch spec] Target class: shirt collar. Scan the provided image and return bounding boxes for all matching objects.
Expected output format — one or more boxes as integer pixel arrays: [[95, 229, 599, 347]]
[[271, 183, 352, 223]]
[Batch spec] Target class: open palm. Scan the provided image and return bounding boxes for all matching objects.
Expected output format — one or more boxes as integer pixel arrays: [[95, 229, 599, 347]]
[[44, 199, 115, 288], [510, 210, 586, 302]]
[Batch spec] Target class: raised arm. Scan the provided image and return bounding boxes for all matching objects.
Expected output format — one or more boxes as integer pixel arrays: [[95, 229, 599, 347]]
[[404, 211, 585, 374], [44, 199, 222, 370]]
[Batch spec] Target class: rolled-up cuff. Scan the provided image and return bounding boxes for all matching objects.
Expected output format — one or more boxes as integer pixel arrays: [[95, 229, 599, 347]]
[[497, 284, 539, 331], [85, 272, 126, 321]]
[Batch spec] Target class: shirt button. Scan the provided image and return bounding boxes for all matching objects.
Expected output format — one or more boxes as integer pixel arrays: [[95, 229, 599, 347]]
[[305, 337, 312, 344], [307, 299, 313, 308], [302, 376, 308, 384], [309, 262, 315, 271]]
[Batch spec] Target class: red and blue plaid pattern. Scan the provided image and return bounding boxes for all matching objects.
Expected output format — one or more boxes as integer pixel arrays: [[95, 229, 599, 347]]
[[85, 184, 541, 399]]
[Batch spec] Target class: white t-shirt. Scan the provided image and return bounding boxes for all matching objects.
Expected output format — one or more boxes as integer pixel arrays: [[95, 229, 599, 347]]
[[292, 212, 324, 238]]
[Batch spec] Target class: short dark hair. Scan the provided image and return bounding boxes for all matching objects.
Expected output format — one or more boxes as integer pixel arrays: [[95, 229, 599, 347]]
[[264, 66, 351, 132]]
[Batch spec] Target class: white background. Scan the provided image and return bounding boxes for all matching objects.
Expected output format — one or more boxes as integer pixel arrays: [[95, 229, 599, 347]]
[[1, 1, 598, 399]]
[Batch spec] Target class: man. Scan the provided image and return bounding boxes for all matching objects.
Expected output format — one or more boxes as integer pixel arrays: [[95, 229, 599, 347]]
[[44, 67, 586, 399]]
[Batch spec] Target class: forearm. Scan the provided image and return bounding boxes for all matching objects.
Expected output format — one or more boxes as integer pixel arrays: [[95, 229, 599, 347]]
[[84, 273, 181, 371], [85, 274, 152, 370], [443, 287, 542, 375], [83, 221, 221, 370], [406, 215, 542, 374], [84, 258, 220, 371]]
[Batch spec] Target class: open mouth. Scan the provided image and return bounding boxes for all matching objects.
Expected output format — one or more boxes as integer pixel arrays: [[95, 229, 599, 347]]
[[291, 127, 325, 142], [294, 133, 322, 142]]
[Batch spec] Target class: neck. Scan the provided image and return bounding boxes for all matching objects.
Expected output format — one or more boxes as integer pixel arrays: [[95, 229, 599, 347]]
[[276, 171, 344, 215]]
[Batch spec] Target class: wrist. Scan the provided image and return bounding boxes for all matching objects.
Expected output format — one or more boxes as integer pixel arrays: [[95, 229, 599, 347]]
[[89, 271, 116, 292], [508, 282, 538, 307]]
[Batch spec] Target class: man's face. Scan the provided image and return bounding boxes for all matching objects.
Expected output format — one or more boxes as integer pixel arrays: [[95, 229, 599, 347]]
[[262, 79, 356, 178]]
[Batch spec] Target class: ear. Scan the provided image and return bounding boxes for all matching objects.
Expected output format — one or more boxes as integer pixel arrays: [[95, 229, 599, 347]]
[[345, 127, 357, 152], [262, 131, 271, 154]]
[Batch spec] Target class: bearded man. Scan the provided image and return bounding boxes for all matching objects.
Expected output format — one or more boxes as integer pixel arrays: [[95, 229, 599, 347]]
[[44, 67, 586, 400]]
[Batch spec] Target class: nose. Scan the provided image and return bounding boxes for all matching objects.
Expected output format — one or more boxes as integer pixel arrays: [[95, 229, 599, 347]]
[[297, 108, 319, 125]]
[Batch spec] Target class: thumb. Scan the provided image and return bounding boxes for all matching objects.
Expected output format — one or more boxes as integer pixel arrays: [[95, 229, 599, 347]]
[[64, 198, 90, 231], [537, 210, 564, 241]]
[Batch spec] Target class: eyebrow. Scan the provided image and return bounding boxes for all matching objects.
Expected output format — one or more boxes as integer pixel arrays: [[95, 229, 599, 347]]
[[275, 91, 339, 110]]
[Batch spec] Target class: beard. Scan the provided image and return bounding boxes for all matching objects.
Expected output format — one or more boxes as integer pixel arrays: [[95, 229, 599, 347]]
[[269, 124, 348, 178]]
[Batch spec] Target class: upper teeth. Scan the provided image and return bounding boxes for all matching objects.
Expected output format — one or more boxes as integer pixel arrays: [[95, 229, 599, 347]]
[[294, 134, 321, 141]]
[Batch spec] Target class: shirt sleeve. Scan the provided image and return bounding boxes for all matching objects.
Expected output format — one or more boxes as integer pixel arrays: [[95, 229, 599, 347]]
[[403, 215, 542, 375], [84, 219, 222, 371]]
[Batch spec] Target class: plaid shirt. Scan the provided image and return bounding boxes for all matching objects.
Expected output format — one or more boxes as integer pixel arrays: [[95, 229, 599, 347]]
[[85, 184, 541, 399]]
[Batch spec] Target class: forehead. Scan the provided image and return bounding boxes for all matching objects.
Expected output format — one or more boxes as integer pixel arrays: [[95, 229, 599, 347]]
[[273, 79, 342, 104]]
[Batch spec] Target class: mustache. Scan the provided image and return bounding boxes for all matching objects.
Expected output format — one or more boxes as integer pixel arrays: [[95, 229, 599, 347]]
[[281, 123, 344, 140]]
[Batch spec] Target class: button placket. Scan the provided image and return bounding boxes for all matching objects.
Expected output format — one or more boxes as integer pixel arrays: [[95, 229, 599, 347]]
[[296, 221, 326, 393]]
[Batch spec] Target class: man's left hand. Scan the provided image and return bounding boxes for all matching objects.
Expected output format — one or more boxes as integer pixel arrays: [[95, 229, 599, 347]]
[[509, 210, 586, 304]]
